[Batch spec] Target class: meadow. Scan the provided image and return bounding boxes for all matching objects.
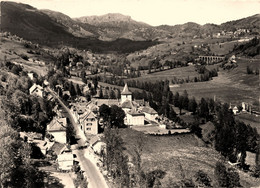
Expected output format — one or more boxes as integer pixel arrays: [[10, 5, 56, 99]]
[[171, 58, 259, 110], [119, 128, 259, 187]]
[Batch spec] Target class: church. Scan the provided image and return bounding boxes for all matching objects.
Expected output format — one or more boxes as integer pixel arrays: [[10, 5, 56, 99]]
[[121, 83, 145, 126]]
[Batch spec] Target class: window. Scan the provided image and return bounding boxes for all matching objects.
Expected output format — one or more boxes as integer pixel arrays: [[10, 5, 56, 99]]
[[86, 128, 91, 131]]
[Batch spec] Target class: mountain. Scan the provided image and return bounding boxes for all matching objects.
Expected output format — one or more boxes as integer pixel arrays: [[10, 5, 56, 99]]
[[220, 14, 260, 33], [1, 1, 259, 51], [75, 13, 153, 40], [0, 1, 81, 47], [40, 9, 98, 38], [0, 1, 157, 53]]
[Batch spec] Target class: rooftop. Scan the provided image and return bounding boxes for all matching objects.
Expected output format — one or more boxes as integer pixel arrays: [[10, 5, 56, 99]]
[[47, 117, 67, 132], [121, 83, 132, 95]]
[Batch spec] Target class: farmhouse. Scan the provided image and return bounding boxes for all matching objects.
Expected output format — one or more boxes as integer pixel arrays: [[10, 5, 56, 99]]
[[46, 117, 67, 144], [29, 83, 44, 97]]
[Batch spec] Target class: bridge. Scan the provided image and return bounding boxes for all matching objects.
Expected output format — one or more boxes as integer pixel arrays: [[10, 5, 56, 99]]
[[198, 56, 225, 64]]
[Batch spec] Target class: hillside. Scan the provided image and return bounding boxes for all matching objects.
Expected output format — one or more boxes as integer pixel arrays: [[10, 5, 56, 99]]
[[0, 1, 157, 53], [40, 9, 97, 38], [220, 14, 260, 33], [75, 13, 162, 41]]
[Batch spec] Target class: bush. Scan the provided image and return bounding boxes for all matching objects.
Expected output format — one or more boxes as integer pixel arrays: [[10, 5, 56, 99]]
[[21, 54, 29, 60], [195, 170, 212, 187], [215, 161, 241, 187]]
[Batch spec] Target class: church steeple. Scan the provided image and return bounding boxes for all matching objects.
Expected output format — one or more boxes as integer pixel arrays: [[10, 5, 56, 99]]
[[121, 83, 132, 103]]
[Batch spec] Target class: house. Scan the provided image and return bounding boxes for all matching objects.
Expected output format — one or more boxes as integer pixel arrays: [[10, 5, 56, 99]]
[[57, 153, 74, 171], [70, 102, 88, 123], [19, 132, 53, 155], [141, 106, 158, 121], [47, 117, 67, 144], [62, 90, 71, 99], [93, 141, 106, 155], [229, 103, 239, 115], [79, 110, 98, 135], [89, 136, 106, 155], [29, 83, 44, 97], [49, 142, 67, 156], [27, 72, 34, 80], [232, 106, 239, 115], [126, 109, 145, 126]]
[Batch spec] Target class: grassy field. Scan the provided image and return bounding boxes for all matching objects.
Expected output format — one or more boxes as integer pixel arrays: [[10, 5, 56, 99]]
[[0, 36, 52, 76], [236, 113, 260, 133], [171, 58, 259, 110], [119, 128, 259, 187]]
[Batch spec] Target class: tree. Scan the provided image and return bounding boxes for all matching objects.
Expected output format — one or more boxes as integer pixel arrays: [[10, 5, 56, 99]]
[[69, 81, 76, 97], [110, 105, 125, 128], [194, 170, 212, 187], [178, 96, 184, 115], [76, 84, 82, 96], [109, 89, 116, 99], [0, 122, 44, 187], [99, 104, 111, 123], [103, 126, 130, 187], [215, 161, 240, 188], [214, 104, 236, 161], [198, 98, 209, 119], [173, 92, 179, 107], [188, 97, 197, 114]]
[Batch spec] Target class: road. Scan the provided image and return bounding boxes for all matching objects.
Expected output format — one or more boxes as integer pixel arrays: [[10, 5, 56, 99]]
[[47, 87, 109, 188]]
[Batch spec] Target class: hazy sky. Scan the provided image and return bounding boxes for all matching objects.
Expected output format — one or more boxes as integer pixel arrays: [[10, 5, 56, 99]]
[[7, 0, 260, 26]]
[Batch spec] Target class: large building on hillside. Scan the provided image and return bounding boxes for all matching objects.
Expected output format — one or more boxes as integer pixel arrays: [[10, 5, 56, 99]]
[[121, 84, 145, 126]]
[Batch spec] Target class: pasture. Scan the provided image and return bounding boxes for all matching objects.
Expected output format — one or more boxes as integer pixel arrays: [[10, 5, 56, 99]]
[[119, 128, 259, 187], [171, 58, 260, 111]]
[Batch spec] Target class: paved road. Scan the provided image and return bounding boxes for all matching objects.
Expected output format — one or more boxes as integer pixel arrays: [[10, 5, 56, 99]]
[[47, 87, 109, 188]]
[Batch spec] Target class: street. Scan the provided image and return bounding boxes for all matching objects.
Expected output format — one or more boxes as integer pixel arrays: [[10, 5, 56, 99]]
[[47, 87, 109, 188]]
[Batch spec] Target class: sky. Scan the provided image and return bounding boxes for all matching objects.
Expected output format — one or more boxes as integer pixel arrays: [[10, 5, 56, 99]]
[[6, 0, 260, 26]]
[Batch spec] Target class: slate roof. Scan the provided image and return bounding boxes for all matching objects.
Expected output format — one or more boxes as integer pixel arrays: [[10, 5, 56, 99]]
[[141, 107, 158, 114], [94, 99, 120, 107], [47, 117, 67, 132], [121, 83, 132, 95], [128, 109, 144, 116], [79, 110, 96, 122], [29, 84, 43, 94], [121, 99, 133, 109], [49, 142, 67, 155]]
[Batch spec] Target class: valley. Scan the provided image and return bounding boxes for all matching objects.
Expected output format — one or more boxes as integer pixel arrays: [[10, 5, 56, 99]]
[[0, 1, 259, 188]]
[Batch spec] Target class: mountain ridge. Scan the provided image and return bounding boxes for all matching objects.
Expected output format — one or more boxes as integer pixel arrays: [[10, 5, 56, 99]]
[[1, 1, 259, 50]]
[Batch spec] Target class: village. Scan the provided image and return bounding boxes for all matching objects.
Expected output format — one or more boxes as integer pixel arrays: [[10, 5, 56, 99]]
[[0, 2, 259, 187]]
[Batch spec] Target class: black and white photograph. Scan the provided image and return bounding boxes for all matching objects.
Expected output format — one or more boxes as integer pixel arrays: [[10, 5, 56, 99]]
[[0, 0, 259, 187]]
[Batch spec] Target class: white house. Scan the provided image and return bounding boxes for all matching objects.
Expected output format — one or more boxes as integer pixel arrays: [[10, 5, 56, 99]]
[[27, 72, 34, 80], [126, 109, 145, 126], [57, 153, 74, 171], [79, 110, 99, 135], [47, 117, 67, 144], [141, 106, 158, 121], [29, 83, 44, 97]]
